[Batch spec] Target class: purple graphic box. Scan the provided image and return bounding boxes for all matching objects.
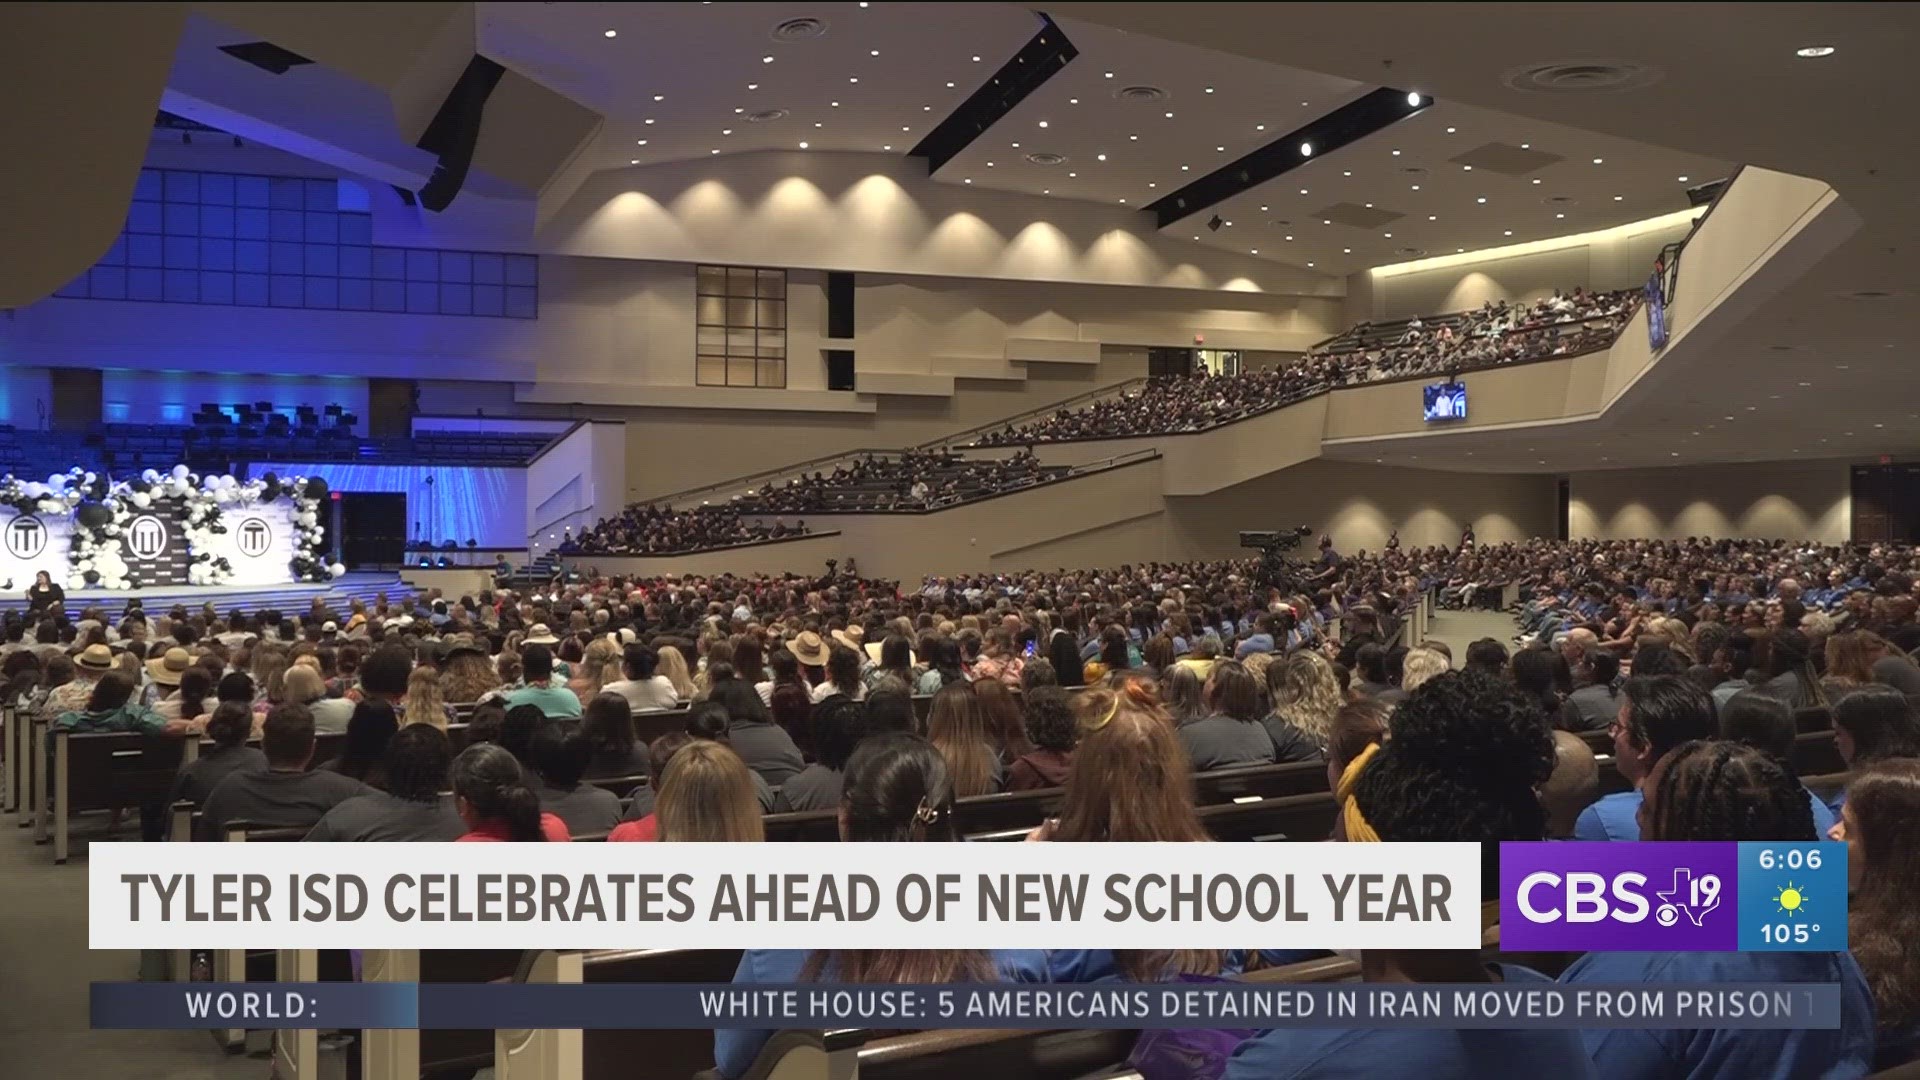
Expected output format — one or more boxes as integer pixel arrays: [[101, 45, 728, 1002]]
[[1499, 842, 1740, 952]]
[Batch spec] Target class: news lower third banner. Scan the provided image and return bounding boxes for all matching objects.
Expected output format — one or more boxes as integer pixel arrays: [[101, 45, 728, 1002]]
[[91, 982, 1845, 1031]]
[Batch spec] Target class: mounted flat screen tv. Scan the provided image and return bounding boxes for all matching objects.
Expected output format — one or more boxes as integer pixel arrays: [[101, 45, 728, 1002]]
[[1423, 381, 1467, 422]]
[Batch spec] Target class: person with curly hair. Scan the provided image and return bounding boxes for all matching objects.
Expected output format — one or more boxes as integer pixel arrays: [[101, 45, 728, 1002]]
[[1572, 675, 1715, 841], [1562, 740, 1877, 1078], [1006, 686, 1075, 791], [1260, 651, 1339, 763], [1228, 670, 1585, 1079]]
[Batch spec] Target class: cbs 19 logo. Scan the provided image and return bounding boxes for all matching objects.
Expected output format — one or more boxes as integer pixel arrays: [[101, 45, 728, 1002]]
[[1515, 868, 1723, 927]]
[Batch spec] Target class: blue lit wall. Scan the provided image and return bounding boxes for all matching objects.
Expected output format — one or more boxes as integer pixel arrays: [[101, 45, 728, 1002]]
[[250, 461, 527, 548], [53, 169, 538, 318]]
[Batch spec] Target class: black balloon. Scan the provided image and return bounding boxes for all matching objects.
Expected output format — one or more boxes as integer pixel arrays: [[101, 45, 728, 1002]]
[[301, 476, 328, 501], [76, 503, 112, 529], [82, 570, 100, 585], [260, 471, 281, 500]]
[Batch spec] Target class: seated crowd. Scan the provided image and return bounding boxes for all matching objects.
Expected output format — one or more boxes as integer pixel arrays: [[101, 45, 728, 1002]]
[[971, 287, 1638, 446], [728, 448, 1062, 514], [560, 503, 809, 556], [16, 528, 1919, 1078]]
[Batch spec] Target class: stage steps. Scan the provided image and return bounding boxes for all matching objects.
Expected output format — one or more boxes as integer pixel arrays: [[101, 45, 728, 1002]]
[[0, 571, 413, 622]]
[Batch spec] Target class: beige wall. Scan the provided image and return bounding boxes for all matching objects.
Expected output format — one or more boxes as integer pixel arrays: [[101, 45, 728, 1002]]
[[1360, 210, 1697, 320], [1568, 461, 1850, 543]]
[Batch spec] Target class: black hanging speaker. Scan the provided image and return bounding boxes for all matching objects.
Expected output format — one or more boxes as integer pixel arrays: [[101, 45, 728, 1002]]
[[826, 350, 856, 391]]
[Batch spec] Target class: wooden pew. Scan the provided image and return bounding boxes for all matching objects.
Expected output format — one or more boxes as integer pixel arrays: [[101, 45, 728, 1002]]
[[45, 728, 189, 863], [585, 771, 649, 802], [4, 702, 20, 818], [635, 707, 694, 745], [1198, 792, 1338, 842], [1793, 729, 1843, 776], [1794, 706, 1832, 734], [763, 808, 840, 842], [1191, 760, 1330, 803], [495, 948, 745, 1080]]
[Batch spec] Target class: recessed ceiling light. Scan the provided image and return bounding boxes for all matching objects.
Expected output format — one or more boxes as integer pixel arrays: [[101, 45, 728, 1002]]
[[986, 161, 994, 167], [859, 1, 868, 7], [1342, 170, 1351, 177], [762, 55, 774, 63], [1411, 184, 1421, 190], [831, 101, 840, 107], [1216, 146, 1225, 152], [962, 177, 970, 183], [1322, 219, 1330, 225], [1445, 126, 1456, 133], [711, 149, 719, 154], [1307, 262, 1314, 267], [1069, 98, 1079, 104], [735, 107, 744, 113], [636, 139, 647, 145], [1613, 195, 1624, 201], [1120, 198, 1127, 204], [1555, 212, 1564, 218], [1504, 229, 1513, 236], [1096, 153, 1107, 161], [1011, 142, 1019, 147], [798, 141, 808, 149], [1299, 141, 1313, 156], [653, 94, 664, 102], [946, 82, 955, 88], [1067, 171, 1076, 177], [1796, 45, 1836, 58], [1457, 248, 1465, 253], [1476, 196, 1487, 203], [1255, 124, 1265, 131], [1462, 164, 1473, 171], [1343, 247, 1351, 253], [1798, 381, 1812, 387], [1299, 188, 1308, 195], [1383, 232, 1392, 238], [1181, 164, 1190, 170], [1427, 214, 1436, 221], [1037, 120, 1048, 128], [1531, 178, 1542, 184], [1249, 247, 1256, 253], [1520, 143, 1530, 150], [1128, 133, 1138, 141], [848, 77, 858, 83], [922, 106, 931, 111], [1406, 91, 1422, 106], [1165, 111, 1174, 119], [972, 55, 981, 62], [814, 121, 823, 127], [1148, 183, 1156, 188], [870, 49, 879, 56], [748, 82, 759, 89], [628, 158, 637, 164], [644, 118, 655, 124], [902, 125, 910, 131], [1391, 148, 1401, 156], [1592, 157, 1603, 164], [1224, 220, 1232, 226], [883, 144, 892, 151], [1364, 202, 1373, 208], [722, 128, 732, 135], [1677, 175, 1689, 182], [604, 29, 617, 37], [1285, 235, 1293, 241], [1105, 71, 1114, 78]]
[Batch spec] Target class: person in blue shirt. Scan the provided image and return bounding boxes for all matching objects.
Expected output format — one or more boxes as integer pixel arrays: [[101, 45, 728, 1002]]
[[1717, 691, 1838, 832], [1227, 671, 1594, 1080], [1562, 739, 1877, 1079], [1833, 759, 1920, 1071], [1573, 675, 1716, 841], [501, 644, 583, 718], [713, 732, 1046, 1078]]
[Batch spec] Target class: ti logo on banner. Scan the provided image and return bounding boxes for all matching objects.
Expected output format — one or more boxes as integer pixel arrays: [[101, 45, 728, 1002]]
[[1500, 842, 1847, 952], [127, 516, 169, 560], [236, 517, 273, 558], [5, 516, 46, 559]]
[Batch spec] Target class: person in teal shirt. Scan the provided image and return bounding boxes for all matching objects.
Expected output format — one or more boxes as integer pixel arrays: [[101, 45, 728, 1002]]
[[1561, 739, 1876, 1079], [1573, 675, 1715, 841], [501, 644, 582, 718], [54, 671, 192, 736], [1228, 671, 1593, 1080]]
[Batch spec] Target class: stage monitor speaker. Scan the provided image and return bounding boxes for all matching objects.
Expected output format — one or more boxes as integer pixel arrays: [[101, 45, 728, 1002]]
[[826, 349, 856, 391], [338, 492, 407, 568]]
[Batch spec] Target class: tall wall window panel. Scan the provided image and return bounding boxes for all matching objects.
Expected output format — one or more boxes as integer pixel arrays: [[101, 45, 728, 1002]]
[[53, 169, 538, 319], [695, 265, 787, 388]]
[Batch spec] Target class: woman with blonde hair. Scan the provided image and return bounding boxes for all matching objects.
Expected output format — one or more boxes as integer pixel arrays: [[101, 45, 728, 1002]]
[[569, 637, 620, 703], [656, 645, 697, 701], [1398, 647, 1451, 696], [251, 649, 290, 716], [283, 664, 354, 734], [925, 682, 1002, 796], [654, 740, 764, 842], [1260, 650, 1341, 762], [404, 665, 452, 730], [693, 634, 735, 700]]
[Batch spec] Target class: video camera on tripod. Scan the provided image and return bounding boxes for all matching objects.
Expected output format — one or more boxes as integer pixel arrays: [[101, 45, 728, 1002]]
[[1240, 526, 1315, 592]]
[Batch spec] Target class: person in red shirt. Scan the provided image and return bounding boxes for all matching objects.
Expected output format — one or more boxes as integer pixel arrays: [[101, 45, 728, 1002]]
[[608, 731, 692, 842], [450, 743, 570, 842]]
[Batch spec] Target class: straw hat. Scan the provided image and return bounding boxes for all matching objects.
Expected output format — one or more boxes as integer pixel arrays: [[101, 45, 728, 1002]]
[[524, 623, 560, 646], [145, 647, 193, 686], [787, 630, 830, 666], [831, 625, 866, 651], [75, 643, 115, 672]]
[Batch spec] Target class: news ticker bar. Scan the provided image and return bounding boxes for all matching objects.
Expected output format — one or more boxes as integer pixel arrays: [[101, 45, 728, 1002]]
[[91, 982, 1844, 1031]]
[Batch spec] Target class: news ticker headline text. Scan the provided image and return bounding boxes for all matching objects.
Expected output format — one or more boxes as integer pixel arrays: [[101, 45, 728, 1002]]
[[90, 982, 1844, 1031]]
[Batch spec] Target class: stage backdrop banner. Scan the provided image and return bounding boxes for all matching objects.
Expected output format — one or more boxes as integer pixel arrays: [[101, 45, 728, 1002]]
[[0, 508, 75, 591], [200, 503, 299, 587], [120, 504, 193, 588]]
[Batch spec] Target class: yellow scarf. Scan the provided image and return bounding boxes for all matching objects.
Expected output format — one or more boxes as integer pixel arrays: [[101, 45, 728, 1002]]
[[1336, 741, 1382, 843]]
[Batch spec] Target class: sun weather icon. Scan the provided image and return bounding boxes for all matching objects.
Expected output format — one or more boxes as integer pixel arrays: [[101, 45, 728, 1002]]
[[1774, 882, 1808, 918]]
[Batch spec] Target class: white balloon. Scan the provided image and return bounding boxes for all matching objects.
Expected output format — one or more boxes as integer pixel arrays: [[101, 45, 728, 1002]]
[[83, 472, 97, 485], [37, 499, 62, 514], [141, 469, 160, 484], [328, 563, 348, 579], [171, 464, 190, 481], [67, 575, 85, 589], [46, 474, 66, 491], [131, 492, 151, 509], [22, 482, 44, 498]]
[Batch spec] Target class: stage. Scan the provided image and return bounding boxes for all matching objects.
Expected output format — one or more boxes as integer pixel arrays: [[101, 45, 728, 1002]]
[[0, 571, 414, 620]]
